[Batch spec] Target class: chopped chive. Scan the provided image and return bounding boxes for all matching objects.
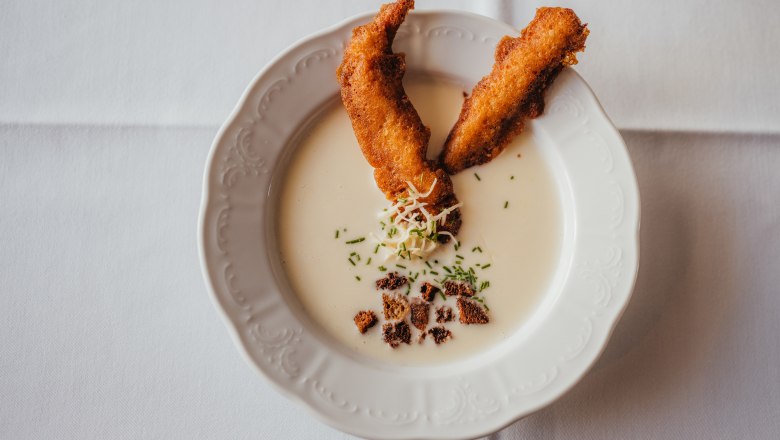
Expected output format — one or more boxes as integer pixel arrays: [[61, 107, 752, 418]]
[[429, 270, 439, 275], [396, 264, 407, 269], [345, 237, 365, 244], [355, 275, 361, 281], [350, 251, 357, 257], [348, 258, 355, 266], [335, 230, 339, 239], [481, 263, 491, 269], [378, 265, 387, 272], [439, 291, 447, 301], [476, 298, 490, 311], [456, 254, 464, 260], [474, 173, 481, 181], [472, 297, 489, 311], [366, 257, 372, 265], [504, 201, 509, 209], [355, 254, 361, 261], [443, 266, 452, 274], [374, 244, 380, 254], [425, 261, 432, 269], [423, 269, 427, 275]]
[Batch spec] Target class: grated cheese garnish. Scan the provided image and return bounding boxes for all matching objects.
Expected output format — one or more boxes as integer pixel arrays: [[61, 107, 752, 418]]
[[372, 179, 461, 260]]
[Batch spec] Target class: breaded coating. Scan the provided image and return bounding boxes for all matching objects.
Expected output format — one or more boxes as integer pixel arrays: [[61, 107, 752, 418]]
[[337, 0, 461, 238], [440, 7, 589, 173]]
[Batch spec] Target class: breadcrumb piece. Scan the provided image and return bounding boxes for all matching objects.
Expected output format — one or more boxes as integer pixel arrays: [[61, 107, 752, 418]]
[[410, 298, 430, 331], [382, 293, 410, 320], [419, 282, 439, 302], [457, 297, 489, 324], [382, 321, 412, 348], [353, 310, 378, 334], [427, 326, 453, 344], [435, 306, 454, 323], [444, 280, 475, 297], [376, 272, 408, 290]]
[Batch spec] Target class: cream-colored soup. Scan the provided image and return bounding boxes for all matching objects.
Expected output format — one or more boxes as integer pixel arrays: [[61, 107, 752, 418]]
[[277, 76, 561, 365]]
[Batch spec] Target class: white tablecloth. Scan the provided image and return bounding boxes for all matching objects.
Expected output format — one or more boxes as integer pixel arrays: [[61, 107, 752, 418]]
[[2, 1, 779, 439]]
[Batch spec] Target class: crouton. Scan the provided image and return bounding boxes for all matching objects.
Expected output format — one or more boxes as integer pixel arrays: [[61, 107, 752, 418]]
[[353, 310, 377, 334], [444, 280, 475, 297], [376, 272, 408, 290], [382, 293, 410, 320], [435, 306, 453, 323], [427, 326, 453, 344], [382, 321, 412, 348], [457, 297, 489, 324], [410, 298, 430, 331]]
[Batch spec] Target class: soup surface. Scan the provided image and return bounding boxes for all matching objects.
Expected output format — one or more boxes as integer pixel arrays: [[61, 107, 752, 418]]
[[277, 76, 562, 365]]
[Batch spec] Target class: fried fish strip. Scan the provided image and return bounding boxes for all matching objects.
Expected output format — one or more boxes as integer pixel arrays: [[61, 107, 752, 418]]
[[337, 0, 461, 239], [440, 7, 589, 174]]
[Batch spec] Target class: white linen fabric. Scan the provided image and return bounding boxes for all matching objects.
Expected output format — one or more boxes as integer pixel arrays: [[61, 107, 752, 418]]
[[1, 1, 778, 439]]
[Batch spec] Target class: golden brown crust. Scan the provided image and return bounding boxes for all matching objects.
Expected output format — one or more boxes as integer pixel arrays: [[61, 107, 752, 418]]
[[353, 310, 378, 334], [337, 0, 461, 237], [457, 297, 489, 324], [382, 293, 410, 321], [439, 7, 589, 174]]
